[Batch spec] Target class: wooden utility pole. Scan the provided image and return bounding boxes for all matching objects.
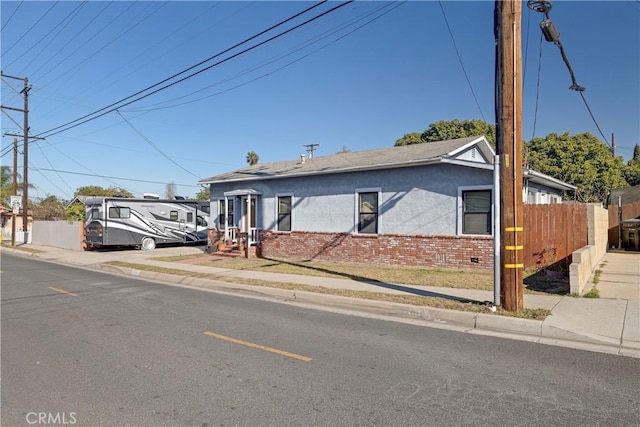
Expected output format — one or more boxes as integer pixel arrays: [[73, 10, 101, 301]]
[[12, 138, 18, 246], [495, 1, 524, 311], [22, 77, 30, 237], [611, 133, 615, 157], [1, 72, 32, 242]]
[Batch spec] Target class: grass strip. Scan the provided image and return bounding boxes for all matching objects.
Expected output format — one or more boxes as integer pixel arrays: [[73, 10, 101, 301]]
[[107, 261, 550, 320]]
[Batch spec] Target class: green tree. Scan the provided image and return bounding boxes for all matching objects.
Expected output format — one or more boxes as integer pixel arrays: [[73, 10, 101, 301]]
[[195, 186, 210, 201], [394, 132, 423, 146], [66, 202, 86, 221], [75, 185, 133, 198], [421, 119, 496, 148], [525, 132, 628, 203], [246, 151, 259, 166], [623, 144, 640, 186], [0, 166, 13, 207]]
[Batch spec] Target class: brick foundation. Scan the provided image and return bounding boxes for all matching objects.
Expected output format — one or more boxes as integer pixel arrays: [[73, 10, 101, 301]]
[[255, 230, 493, 269]]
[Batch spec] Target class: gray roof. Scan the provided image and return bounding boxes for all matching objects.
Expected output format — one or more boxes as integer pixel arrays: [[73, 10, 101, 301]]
[[199, 136, 491, 184]]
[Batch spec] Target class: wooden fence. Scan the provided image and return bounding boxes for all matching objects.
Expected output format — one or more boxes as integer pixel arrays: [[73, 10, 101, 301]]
[[523, 204, 588, 270]]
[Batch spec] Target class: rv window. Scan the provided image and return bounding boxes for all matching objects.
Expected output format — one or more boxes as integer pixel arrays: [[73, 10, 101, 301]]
[[108, 207, 130, 219], [170, 211, 178, 221], [187, 212, 193, 222], [89, 208, 99, 220]]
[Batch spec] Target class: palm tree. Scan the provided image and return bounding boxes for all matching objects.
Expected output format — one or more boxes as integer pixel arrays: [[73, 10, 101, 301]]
[[1, 166, 35, 208], [1, 166, 19, 207], [246, 151, 259, 166]]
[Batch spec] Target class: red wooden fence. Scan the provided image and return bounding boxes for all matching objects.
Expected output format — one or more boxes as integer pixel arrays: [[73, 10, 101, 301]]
[[523, 204, 588, 270]]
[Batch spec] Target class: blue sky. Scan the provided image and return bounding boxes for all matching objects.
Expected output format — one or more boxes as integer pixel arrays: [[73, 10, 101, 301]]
[[1, 1, 638, 201]]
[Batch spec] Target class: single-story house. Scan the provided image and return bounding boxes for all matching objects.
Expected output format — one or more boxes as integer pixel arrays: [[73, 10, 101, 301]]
[[198, 136, 576, 268]]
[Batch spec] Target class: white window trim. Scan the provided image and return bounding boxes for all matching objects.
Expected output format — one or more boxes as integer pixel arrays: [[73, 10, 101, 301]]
[[275, 193, 294, 232], [457, 185, 494, 236], [354, 187, 382, 234]]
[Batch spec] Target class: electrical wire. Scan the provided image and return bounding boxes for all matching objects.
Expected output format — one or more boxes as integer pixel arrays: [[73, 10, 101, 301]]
[[35, 0, 340, 138], [35, 1, 335, 138], [33, 143, 76, 195], [39, 2, 169, 90], [116, 110, 202, 180], [28, 2, 131, 83], [31, 168, 202, 188], [438, 1, 486, 122], [531, 33, 543, 140], [127, 1, 404, 112], [1, 1, 23, 32], [578, 92, 610, 147], [67, 1, 227, 105], [5, 2, 88, 71], [2, 2, 59, 56]]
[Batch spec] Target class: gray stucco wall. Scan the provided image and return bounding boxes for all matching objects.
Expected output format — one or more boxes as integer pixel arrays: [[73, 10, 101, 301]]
[[210, 163, 493, 237]]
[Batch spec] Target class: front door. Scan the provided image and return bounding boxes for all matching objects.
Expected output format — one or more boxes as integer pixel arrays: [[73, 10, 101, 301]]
[[241, 196, 257, 232]]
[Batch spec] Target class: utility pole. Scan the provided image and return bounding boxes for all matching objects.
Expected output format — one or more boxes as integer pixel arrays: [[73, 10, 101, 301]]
[[12, 138, 18, 246], [495, 1, 524, 311], [1, 72, 37, 242], [611, 132, 615, 157]]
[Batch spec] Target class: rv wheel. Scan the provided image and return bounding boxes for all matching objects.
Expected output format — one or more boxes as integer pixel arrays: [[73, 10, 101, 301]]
[[141, 237, 156, 251]]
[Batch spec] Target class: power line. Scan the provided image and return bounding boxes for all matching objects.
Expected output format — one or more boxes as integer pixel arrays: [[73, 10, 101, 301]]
[[28, 2, 133, 83], [32, 168, 202, 188], [1, 1, 24, 32], [35, 1, 336, 139], [531, 33, 544, 139], [126, 1, 405, 113], [37, 2, 169, 90], [438, 1, 486, 122], [3, 2, 59, 56], [5, 2, 88, 71], [116, 110, 202, 180], [578, 92, 610, 147]]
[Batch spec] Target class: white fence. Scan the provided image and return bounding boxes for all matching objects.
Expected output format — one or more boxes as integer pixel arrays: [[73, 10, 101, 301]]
[[1, 229, 32, 244]]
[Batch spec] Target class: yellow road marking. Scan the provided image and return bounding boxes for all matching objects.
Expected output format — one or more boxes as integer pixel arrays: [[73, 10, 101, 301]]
[[48, 286, 78, 297], [504, 264, 524, 269], [203, 331, 312, 362], [505, 226, 523, 232], [504, 245, 524, 250]]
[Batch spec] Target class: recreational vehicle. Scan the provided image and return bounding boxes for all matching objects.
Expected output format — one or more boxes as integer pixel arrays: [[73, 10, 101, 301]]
[[84, 197, 210, 250]]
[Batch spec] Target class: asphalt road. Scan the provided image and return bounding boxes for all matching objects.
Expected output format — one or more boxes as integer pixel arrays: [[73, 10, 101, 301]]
[[2, 253, 639, 426]]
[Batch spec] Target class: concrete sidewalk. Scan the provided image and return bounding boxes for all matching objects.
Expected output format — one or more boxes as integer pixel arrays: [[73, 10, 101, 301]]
[[2, 244, 639, 357]]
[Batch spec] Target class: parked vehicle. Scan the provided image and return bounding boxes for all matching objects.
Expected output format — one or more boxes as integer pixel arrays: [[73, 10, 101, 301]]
[[84, 197, 209, 250]]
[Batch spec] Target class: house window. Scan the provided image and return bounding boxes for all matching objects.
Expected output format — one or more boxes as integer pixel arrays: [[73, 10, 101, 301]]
[[277, 196, 292, 231], [358, 192, 378, 234], [462, 190, 491, 235], [219, 200, 234, 228]]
